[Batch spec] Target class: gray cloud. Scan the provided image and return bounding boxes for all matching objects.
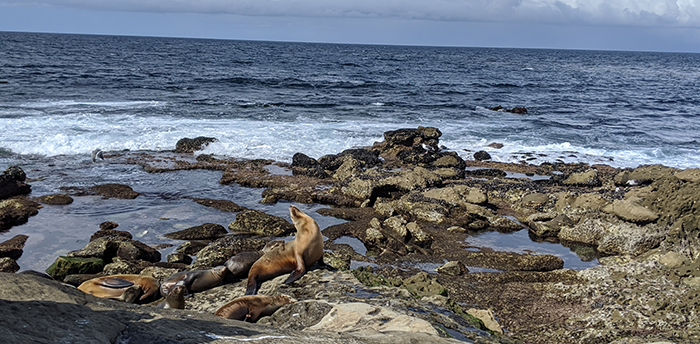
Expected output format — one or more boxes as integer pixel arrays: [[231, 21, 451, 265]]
[[2, 0, 699, 27]]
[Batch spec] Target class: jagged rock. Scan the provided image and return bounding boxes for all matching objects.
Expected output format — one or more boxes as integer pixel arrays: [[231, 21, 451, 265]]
[[406, 222, 432, 248], [521, 193, 550, 207], [473, 151, 491, 161], [422, 185, 487, 206], [0, 234, 28, 260], [67, 236, 161, 263], [190, 236, 269, 270], [526, 213, 574, 238], [466, 308, 503, 334], [99, 221, 119, 230], [192, 198, 248, 212], [612, 199, 659, 224], [464, 168, 506, 178], [0, 257, 19, 272], [674, 168, 700, 183], [0, 197, 41, 231], [176, 240, 210, 255], [291, 153, 329, 178], [102, 260, 142, 275], [90, 184, 140, 199], [34, 194, 73, 205], [45, 256, 105, 281], [0, 166, 31, 200], [403, 272, 447, 297], [90, 228, 132, 242], [384, 216, 408, 239], [563, 170, 601, 186], [436, 261, 468, 276], [228, 210, 294, 237], [164, 223, 228, 240], [167, 252, 193, 265], [175, 136, 217, 153], [614, 164, 677, 186]]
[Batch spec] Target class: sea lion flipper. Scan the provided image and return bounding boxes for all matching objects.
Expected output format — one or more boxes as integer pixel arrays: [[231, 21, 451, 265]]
[[98, 277, 135, 289], [283, 252, 307, 285]]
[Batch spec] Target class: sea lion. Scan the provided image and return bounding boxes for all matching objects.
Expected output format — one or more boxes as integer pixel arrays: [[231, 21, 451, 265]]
[[214, 294, 293, 322], [225, 240, 284, 279], [160, 265, 228, 296], [156, 284, 186, 309], [77, 274, 160, 302], [245, 205, 323, 295]]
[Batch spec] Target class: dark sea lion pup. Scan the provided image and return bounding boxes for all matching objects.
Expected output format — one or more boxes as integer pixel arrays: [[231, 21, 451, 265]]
[[160, 265, 228, 296], [225, 240, 284, 279], [245, 205, 323, 295], [156, 284, 186, 309], [78, 274, 160, 302], [214, 294, 293, 322]]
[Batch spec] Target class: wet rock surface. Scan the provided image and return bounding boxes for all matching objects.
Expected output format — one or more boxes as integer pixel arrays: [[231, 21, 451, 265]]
[[4, 127, 700, 343]]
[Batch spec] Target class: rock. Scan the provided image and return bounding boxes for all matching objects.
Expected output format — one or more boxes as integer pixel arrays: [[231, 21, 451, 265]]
[[0, 234, 28, 260], [167, 252, 193, 265], [447, 226, 466, 232], [308, 302, 440, 336], [45, 256, 105, 281], [406, 222, 432, 248], [615, 164, 677, 186], [291, 152, 329, 178], [34, 194, 73, 205], [373, 198, 395, 217], [466, 308, 503, 334], [331, 156, 362, 181], [90, 228, 132, 242], [67, 236, 161, 263], [176, 240, 210, 256], [384, 128, 423, 147], [90, 183, 140, 199], [0, 197, 41, 231], [403, 272, 447, 297], [659, 251, 686, 268], [175, 136, 217, 153], [164, 223, 228, 240], [464, 168, 506, 178], [473, 151, 491, 161], [436, 261, 468, 276], [0, 166, 31, 199], [422, 185, 487, 207], [521, 193, 550, 207], [99, 221, 119, 230], [526, 213, 574, 238], [432, 152, 466, 170], [384, 216, 408, 239], [337, 148, 382, 168], [323, 251, 350, 271], [190, 236, 269, 270], [0, 257, 19, 272], [228, 210, 295, 237], [102, 260, 142, 275], [612, 199, 659, 224], [674, 168, 700, 183], [191, 198, 248, 212], [563, 170, 601, 186]]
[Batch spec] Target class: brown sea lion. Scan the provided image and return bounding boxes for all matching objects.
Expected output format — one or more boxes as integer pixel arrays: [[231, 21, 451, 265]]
[[245, 205, 323, 295], [77, 274, 160, 302], [156, 284, 186, 309], [160, 265, 227, 296], [214, 294, 293, 322], [225, 240, 284, 279]]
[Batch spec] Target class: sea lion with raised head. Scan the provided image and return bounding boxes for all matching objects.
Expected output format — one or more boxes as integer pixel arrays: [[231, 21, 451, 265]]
[[225, 240, 284, 279], [78, 274, 160, 302], [156, 284, 186, 309], [160, 265, 228, 296], [245, 205, 323, 295], [215, 294, 293, 322]]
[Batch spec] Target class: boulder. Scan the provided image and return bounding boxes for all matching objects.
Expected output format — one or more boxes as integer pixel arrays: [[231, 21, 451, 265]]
[[190, 236, 269, 269], [0, 197, 41, 231], [674, 168, 700, 183], [473, 151, 491, 161], [526, 213, 574, 238], [175, 136, 217, 153], [228, 210, 295, 237], [34, 194, 74, 205], [0, 234, 28, 260], [45, 256, 105, 281], [0, 166, 31, 199], [308, 302, 439, 336], [90, 184, 139, 199], [466, 309, 503, 334], [191, 198, 248, 212], [436, 261, 468, 276], [612, 199, 659, 224], [67, 236, 161, 263], [176, 240, 210, 256], [0, 257, 20, 272], [402, 272, 447, 297], [563, 170, 601, 186], [164, 223, 228, 240], [90, 228, 132, 242], [291, 153, 329, 178]]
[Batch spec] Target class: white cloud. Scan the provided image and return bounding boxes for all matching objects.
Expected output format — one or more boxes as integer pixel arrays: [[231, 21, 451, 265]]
[[2, 0, 700, 27]]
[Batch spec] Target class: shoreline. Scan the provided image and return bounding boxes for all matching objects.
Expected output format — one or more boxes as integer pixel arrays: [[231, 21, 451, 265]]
[[1, 127, 700, 343]]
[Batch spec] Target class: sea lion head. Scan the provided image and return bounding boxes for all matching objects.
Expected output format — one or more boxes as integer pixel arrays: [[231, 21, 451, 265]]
[[211, 265, 228, 278], [289, 205, 315, 230]]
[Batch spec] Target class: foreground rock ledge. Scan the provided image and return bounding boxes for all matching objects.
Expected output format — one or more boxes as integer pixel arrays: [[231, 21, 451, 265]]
[[0, 273, 465, 344]]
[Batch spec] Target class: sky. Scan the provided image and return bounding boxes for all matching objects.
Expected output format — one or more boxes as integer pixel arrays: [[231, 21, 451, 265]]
[[1, 0, 699, 52]]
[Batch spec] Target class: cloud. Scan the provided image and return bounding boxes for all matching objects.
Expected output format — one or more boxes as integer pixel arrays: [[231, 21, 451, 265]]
[[2, 0, 700, 27]]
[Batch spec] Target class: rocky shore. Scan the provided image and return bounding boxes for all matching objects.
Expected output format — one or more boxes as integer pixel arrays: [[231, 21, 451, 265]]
[[1, 127, 699, 344]]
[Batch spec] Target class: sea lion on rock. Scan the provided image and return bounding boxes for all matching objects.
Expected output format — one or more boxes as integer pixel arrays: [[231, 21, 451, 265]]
[[225, 240, 284, 279], [245, 205, 323, 295], [78, 274, 159, 302], [160, 265, 227, 296], [215, 294, 293, 322], [156, 284, 186, 309]]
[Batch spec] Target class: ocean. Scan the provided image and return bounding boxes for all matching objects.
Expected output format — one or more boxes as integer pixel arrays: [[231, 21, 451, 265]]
[[0, 31, 698, 272]]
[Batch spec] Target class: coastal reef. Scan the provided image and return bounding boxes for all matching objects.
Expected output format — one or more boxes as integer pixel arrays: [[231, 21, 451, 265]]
[[2, 127, 700, 344]]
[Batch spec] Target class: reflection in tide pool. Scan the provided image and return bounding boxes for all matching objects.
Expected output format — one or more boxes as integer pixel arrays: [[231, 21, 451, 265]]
[[465, 229, 599, 270]]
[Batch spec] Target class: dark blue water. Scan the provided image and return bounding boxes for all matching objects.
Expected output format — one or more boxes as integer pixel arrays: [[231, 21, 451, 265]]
[[1, 31, 699, 167]]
